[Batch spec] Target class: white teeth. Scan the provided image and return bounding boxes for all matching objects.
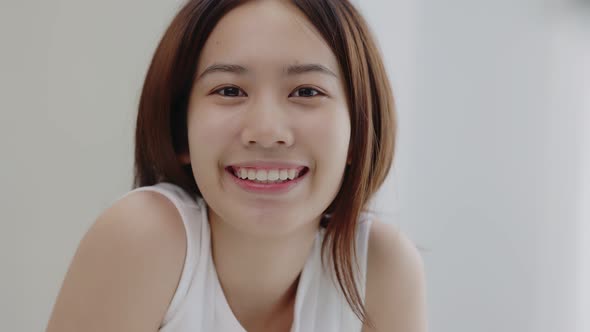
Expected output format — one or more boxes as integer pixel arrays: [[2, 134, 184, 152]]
[[267, 169, 279, 181], [247, 169, 256, 180], [233, 167, 304, 182], [255, 169, 268, 181], [279, 169, 288, 180]]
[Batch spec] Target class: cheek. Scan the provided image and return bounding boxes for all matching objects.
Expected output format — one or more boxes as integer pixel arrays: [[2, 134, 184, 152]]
[[300, 109, 351, 160], [296, 108, 350, 201], [189, 107, 231, 139], [304, 111, 350, 207], [186, 107, 238, 169]]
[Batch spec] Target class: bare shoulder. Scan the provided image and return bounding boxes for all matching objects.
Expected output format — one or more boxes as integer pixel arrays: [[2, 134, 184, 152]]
[[46, 190, 187, 332], [362, 219, 428, 332]]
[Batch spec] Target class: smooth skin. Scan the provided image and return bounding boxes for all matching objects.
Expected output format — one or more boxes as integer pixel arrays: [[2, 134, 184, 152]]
[[46, 1, 427, 331], [45, 191, 187, 332], [177, 1, 350, 329], [46, 192, 427, 332], [45, 191, 427, 332]]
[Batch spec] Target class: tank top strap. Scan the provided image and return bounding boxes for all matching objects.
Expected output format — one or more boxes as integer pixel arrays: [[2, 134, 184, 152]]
[[356, 213, 374, 302], [118, 182, 206, 327]]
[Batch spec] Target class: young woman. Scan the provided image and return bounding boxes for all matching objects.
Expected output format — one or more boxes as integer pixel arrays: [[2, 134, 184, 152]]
[[46, 0, 427, 331]]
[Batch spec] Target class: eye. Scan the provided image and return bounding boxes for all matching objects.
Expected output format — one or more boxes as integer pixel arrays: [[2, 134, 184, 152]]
[[213, 86, 247, 97], [291, 87, 323, 98]]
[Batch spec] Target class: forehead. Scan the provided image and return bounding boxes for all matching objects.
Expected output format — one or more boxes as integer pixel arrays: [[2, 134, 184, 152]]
[[197, 0, 340, 75]]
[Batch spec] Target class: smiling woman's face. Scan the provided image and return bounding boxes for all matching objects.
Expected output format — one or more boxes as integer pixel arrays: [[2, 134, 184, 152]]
[[182, 0, 351, 237]]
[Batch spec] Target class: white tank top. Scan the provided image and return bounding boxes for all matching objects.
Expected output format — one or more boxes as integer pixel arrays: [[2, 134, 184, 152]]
[[122, 182, 373, 332]]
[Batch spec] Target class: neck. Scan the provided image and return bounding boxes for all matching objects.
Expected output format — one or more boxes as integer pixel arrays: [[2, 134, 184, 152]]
[[208, 206, 319, 329]]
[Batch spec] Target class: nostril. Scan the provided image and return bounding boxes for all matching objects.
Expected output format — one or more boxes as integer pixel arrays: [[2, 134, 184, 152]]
[[246, 139, 289, 147]]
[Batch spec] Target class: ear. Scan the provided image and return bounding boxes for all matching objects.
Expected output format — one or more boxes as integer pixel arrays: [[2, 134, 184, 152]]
[[178, 151, 191, 165]]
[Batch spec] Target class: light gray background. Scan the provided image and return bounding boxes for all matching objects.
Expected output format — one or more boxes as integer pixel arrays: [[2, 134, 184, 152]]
[[1, 0, 588, 331]]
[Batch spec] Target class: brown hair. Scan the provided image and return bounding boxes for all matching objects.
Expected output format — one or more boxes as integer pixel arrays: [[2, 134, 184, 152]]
[[134, 0, 396, 328]]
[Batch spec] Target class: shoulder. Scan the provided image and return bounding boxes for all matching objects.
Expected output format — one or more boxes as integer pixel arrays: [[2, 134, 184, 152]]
[[362, 219, 428, 332], [46, 189, 187, 332], [366, 220, 424, 274]]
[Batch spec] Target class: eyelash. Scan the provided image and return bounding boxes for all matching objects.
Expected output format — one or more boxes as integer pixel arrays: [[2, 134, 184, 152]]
[[212, 86, 324, 98]]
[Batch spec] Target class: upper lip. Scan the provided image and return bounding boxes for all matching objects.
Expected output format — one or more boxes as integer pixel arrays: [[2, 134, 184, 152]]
[[227, 161, 309, 170]]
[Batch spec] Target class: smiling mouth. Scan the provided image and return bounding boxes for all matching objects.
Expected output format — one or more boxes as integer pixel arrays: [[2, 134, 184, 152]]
[[225, 166, 309, 184]]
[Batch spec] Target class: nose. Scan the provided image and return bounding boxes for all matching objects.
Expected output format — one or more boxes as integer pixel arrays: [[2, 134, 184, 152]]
[[240, 96, 294, 149]]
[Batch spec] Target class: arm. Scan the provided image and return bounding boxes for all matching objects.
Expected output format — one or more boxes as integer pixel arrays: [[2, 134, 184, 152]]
[[362, 221, 428, 332], [45, 191, 187, 332]]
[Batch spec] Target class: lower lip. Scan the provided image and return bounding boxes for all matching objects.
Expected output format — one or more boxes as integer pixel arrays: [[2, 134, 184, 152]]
[[226, 168, 308, 194]]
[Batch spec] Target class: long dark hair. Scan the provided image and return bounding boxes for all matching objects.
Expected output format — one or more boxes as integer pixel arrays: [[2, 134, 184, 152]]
[[134, 0, 396, 328]]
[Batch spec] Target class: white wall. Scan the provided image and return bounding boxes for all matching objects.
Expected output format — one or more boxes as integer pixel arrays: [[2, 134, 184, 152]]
[[0, 0, 587, 331], [358, 0, 589, 331], [0, 1, 185, 330], [580, 80, 590, 332]]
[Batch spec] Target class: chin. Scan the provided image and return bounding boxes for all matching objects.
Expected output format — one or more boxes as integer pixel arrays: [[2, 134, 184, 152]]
[[230, 206, 311, 237]]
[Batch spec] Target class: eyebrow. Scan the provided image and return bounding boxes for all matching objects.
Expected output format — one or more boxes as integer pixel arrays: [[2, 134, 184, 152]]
[[196, 63, 338, 81], [285, 64, 338, 78]]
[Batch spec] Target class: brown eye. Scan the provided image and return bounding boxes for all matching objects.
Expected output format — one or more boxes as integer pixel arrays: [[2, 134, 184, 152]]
[[214, 86, 247, 97], [291, 87, 322, 98]]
